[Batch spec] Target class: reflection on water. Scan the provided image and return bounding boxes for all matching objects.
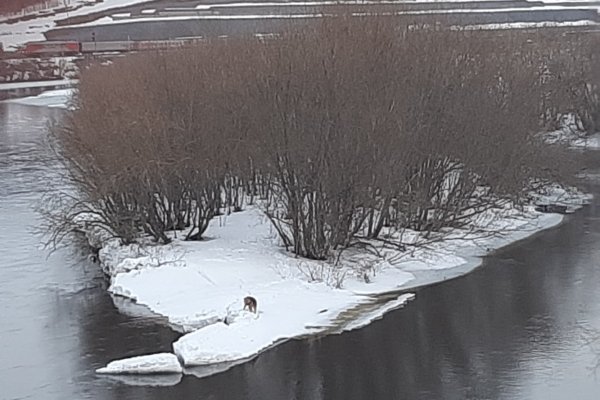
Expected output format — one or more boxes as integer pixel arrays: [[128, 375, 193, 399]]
[[1, 101, 599, 399]]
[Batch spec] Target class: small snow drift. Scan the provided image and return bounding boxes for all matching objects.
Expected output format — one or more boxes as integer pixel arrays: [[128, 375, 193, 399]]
[[96, 353, 182, 375]]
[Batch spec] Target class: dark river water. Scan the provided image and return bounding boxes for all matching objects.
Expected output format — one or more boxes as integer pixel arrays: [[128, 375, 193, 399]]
[[1, 102, 600, 400]]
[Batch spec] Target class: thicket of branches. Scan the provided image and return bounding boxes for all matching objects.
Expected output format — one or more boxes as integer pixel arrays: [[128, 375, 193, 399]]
[[46, 18, 598, 260]]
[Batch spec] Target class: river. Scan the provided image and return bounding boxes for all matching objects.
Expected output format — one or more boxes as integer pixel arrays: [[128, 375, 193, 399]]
[[1, 102, 599, 400]]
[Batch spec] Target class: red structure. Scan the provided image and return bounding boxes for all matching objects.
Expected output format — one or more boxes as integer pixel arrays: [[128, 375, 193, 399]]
[[23, 41, 80, 56]]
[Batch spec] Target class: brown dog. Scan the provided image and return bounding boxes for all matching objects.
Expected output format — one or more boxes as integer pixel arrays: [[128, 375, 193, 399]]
[[243, 296, 257, 313]]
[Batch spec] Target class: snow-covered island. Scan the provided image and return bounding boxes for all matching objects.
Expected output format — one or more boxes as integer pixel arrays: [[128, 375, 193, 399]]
[[90, 186, 590, 376]]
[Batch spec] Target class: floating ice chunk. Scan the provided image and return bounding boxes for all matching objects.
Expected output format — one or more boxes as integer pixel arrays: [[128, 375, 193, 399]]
[[96, 353, 182, 374]]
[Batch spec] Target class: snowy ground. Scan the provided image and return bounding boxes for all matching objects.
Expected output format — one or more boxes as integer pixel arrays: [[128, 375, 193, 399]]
[[0, 0, 155, 50], [91, 190, 590, 377], [67, 4, 600, 29], [0, 0, 152, 23]]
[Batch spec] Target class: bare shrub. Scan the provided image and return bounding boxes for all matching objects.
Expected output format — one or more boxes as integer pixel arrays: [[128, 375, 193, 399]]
[[46, 16, 595, 260], [297, 261, 347, 289]]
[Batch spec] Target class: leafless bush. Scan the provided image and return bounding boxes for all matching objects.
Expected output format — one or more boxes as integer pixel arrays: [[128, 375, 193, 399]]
[[297, 261, 347, 289], [533, 32, 599, 133], [47, 49, 230, 244], [46, 16, 596, 260]]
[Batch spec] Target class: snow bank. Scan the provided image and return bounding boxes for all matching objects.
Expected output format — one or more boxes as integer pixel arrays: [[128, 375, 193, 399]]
[[170, 285, 415, 366], [96, 353, 182, 374], [530, 184, 594, 211]]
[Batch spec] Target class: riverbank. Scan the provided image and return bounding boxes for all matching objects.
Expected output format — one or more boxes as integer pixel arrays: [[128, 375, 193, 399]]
[[89, 185, 591, 376]]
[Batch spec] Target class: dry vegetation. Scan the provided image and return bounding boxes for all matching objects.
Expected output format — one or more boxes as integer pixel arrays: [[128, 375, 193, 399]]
[[46, 18, 599, 260]]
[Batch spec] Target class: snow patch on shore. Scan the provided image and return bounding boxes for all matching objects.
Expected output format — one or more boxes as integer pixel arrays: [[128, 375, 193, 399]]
[[572, 133, 600, 150], [543, 114, 600, 150], [546, 128, 600, 150], [171, 288, 416, 366], [3, 88, 74, 108]]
